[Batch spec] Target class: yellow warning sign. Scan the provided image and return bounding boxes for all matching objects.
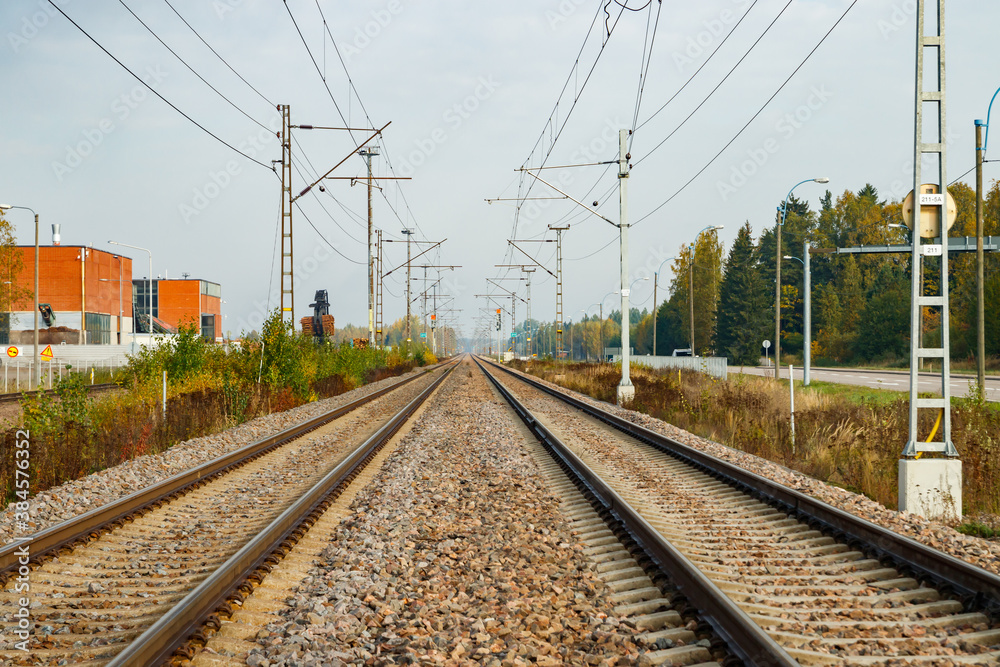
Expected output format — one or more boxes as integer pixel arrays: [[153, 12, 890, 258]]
[[5, 346, 18, 359], [40, 345, 53, 361]]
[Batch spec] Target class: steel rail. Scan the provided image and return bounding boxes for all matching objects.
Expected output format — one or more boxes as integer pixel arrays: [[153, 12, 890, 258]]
[[0, 382, 118, 404], [0, 365, 444, 576], [474, 356, 797, 667], [481, 358, 1000, 617], [109, 362, 455, 666]]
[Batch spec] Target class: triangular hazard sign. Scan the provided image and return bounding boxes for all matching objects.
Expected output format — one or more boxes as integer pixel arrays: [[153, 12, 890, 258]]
[[40, 345, 53, 361]]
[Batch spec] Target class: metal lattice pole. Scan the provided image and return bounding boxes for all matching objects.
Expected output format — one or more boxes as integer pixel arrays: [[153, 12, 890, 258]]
[[279, 105, 294, 324], [904, 0, 955, 459]]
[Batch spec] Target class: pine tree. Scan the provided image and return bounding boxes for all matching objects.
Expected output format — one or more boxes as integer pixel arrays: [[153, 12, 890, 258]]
[[716, 222, 768, 365]]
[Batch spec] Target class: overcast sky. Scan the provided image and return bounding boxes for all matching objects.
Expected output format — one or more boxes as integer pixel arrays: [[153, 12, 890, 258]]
[[3, 1, 999, 344]]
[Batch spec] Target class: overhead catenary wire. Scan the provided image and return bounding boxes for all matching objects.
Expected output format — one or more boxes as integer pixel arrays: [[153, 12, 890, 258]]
[[635, 0, 793, 166], [287, 0, 428, 241], [632, 0, 861, 227], [634, 0, 760, 133], [47, 1, 272, 169], [162, 0, 276, 108], [628, 0, 662, 148], [118, 0, 274, 133]]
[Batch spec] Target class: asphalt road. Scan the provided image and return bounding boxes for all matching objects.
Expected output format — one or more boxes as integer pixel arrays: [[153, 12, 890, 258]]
[[732, 365, 1000, 402]]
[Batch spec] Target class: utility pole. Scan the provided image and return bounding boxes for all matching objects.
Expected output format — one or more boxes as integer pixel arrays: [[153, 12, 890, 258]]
[[279, 104, 294, 324], [549, 225, 568, 357], [360, 146, 379, 345], [422, 265, 428, 344], [975, 119, 986, 391], [804, 240, 812, 386], [774, 208, 781, 376], [524, 268, 534, 358], [689, 246, 696, 354], [375, 229, 384, 347], [403, 229, 413, 342], [900, 0, 960, 520], [616, 129, 634, 404]]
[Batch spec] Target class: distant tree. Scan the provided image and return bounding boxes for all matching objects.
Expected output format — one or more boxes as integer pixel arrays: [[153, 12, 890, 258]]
[[0, 212, 33, 336], [715, 222, 769, 365]]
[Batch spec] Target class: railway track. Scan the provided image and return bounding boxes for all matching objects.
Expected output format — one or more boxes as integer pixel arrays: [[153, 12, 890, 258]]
[[0, 362, 455, 665], [476, 357, 1000, 665], [0, 382, 119, 404]]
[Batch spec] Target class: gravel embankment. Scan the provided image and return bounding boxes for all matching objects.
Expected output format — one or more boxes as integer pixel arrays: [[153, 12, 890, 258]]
[[503, 364, 1000, 576], [248, 360, 642, 666], [0, 367, 436, 546]]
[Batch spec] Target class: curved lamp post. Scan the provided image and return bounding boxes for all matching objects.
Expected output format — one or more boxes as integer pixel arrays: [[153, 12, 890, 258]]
[[0, 204, 40, 388], [783, 252, 810, 385], [775, 178, 828, 377]]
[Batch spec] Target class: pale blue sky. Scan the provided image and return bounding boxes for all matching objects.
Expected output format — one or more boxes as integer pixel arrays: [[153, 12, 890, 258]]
[[2, 1, 998, 341]]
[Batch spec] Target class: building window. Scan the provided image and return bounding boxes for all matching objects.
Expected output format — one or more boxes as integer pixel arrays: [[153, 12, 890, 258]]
[[200, 281, 221, 298], [85, 312, 111, 345], [200, 314, 215, 341], [132, 280, 158, 332]]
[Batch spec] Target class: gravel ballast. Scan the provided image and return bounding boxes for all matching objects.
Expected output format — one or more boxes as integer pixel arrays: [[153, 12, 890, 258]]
[[503, 363, 1000, 577], [249, 360, 642, 666], [0, 367, 434, 546]]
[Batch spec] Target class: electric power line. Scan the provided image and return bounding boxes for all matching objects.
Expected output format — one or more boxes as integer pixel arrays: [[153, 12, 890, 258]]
[[633, 0, 860, 227], [118, 0, 273, 133], [162, 0, 275, 107], [47, 1, 271, 169]]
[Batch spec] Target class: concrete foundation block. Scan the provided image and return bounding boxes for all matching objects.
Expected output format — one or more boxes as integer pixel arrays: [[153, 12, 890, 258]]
[[898, 459, 962, 521], [616, 383, 635, 405]]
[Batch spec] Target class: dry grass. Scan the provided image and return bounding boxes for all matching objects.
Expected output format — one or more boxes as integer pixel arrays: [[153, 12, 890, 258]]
[[0, 361, 417, 504], [513, 360, 1000, 517]]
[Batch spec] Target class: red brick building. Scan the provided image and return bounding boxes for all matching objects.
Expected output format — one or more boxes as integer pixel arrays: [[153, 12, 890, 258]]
[[132, 279, 222, 340], [4, 246, 133, 344]]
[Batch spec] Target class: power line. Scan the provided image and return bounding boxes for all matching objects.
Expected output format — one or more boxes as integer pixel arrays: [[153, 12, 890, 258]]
[[628, 0, 662, 147], [633, 0, 860, 227], [162, 0, 275, 108], [292, 200, 366, 266], [47, 1, 271, 169], [634, 0, 760, 133], [635, 0, 792, 166], [118, 0, 272, 132], [286, 0, 428, 240]]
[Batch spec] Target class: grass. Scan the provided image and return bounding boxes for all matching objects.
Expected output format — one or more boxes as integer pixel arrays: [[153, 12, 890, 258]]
[[1, 317, 438, 505], [956, 522, 1000, 540], [512, 360, 1000, 520]]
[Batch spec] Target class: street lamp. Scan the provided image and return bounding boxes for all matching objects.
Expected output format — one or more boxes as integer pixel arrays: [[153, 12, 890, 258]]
[[783, 249, 811, 385], [109, 241, 151, 342], [652, 256, 677, 357], [0, 204, 40, 389], [688, 225, 724, 356], [775, 178, 828, 377]]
